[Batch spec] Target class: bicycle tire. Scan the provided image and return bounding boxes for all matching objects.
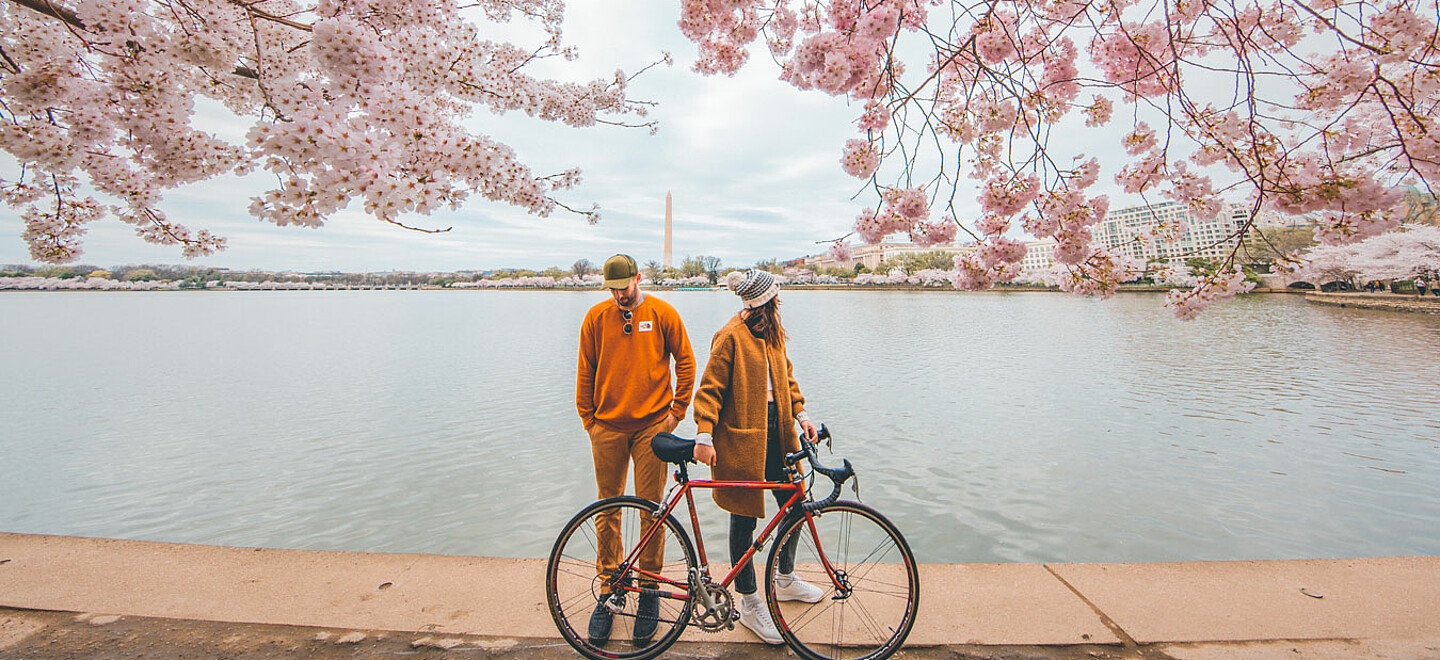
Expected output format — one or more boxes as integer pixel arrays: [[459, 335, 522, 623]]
[[545, 496, 697, 660], [764, 501, 920, 660]]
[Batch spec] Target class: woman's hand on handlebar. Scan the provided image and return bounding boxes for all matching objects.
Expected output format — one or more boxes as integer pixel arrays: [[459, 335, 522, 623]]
[[694, 443, 716, 466], [800, 419, 819, 441]]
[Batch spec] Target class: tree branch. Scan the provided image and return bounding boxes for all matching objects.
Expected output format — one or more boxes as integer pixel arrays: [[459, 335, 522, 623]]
[[8, 0, 294, 81], [378, 214, 453, 234], [10, 0, 85, 29]]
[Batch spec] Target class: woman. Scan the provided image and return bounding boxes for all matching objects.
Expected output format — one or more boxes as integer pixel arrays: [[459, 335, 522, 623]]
[[691, 269, 823, 644]]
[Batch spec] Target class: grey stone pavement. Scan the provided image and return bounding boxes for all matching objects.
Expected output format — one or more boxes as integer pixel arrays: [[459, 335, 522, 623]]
[[2, 533, 1438, 659]]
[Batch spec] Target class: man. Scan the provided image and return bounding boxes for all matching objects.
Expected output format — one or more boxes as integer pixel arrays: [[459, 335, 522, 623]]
[[575, 253, 695, 646]]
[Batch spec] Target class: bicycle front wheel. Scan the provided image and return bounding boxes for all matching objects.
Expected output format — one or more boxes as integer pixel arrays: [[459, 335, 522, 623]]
[[765, 501, 920, 660], [545, 496, 697, 660]]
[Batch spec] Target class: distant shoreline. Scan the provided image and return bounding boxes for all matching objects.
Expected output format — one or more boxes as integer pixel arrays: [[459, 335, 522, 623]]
[[2, 282, 1311, 295], [18, 286, 1440, 316]]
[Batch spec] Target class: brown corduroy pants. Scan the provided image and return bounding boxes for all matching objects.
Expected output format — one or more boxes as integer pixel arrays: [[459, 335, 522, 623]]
[[587, 418, 670, 588]]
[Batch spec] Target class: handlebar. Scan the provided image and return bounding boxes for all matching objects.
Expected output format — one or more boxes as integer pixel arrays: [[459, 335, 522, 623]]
[[785, 424, 854, 512]]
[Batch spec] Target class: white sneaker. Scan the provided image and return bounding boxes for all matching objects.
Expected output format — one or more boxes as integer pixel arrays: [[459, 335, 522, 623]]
[[737, 594, 783, 645], [773, 573, 825, 603]]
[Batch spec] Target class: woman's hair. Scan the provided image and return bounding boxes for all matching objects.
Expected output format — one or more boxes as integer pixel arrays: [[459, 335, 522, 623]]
[[743, 297, 786, 346]]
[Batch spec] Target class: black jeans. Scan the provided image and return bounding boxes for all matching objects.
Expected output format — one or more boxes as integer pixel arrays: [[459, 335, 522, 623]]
[[729, 401, 799, 595]]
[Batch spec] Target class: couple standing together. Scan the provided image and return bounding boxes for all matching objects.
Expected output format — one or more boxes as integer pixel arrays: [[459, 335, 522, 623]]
[[575, 254, 822, 646]]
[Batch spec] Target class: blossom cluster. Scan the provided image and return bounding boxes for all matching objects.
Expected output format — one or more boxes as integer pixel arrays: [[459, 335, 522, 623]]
[[1165, 265, 1256, 321], [1, 0, 657, 262], [677, 0, 1440, 316], [855, 269, 952, 286], [1057, 251, 1144, 300], [451, 275, 598, 288], [0, 276, 181, 291], [852, 185, 953, 244], [908, 217, 957, 247], [840, 139, 880, 178], [1282, 224, 1440, 284]]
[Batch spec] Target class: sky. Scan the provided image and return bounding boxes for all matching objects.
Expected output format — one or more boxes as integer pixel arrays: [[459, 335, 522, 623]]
[[0, 2, 883, 273]]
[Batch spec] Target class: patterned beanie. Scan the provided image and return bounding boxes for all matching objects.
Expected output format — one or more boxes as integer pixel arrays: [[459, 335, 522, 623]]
[[725, 269, 780, 309]]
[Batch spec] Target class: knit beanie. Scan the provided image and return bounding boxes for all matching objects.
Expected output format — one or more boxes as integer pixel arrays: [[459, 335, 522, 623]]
[[725, 269, 779, 309]]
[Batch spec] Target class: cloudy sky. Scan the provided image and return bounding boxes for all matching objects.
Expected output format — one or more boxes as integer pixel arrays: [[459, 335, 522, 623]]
[[0, 2, 890, 273]]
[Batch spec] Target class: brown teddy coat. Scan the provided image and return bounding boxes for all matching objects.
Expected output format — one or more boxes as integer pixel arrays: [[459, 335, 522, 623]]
[[692, 314, 806, 518]]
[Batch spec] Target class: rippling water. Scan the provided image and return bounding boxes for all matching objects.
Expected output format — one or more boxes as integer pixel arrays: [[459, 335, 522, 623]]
[[2, 289, 1438, 563]]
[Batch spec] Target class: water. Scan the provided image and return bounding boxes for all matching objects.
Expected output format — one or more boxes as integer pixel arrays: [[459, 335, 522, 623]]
[[2, 289, 1438, 564]]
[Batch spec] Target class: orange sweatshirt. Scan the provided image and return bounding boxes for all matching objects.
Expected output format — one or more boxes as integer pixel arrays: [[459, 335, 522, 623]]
[[576, 293, 696, 433]]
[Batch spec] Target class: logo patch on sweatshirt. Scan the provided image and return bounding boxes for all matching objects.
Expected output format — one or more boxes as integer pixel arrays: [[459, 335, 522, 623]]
[[638, 321, 653, 332]]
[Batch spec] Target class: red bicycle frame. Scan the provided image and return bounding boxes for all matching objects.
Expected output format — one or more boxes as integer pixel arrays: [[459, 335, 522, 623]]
[[605, 472, 843, 604]]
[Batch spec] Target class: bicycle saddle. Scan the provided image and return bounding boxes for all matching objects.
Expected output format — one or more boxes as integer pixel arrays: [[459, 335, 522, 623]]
[[650, 432, 695, 464]]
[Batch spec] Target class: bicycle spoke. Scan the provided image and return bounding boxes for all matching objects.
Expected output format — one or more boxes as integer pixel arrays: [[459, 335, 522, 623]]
[[546, 497, 697, 660], [769, 503, 917, 660], [846, 596, 891, 643], [786, 594, 834, 634], [553, 558, 597, 580], [556, 589, 596, 615]]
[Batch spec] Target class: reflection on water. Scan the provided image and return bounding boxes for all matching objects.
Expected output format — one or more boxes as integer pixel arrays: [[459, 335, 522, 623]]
[[2, 290, 1438, 563]]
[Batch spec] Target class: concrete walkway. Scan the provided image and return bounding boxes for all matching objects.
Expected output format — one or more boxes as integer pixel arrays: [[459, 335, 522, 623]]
[[2, 533, 1439, 658], [1305, 291, 1440, 314]]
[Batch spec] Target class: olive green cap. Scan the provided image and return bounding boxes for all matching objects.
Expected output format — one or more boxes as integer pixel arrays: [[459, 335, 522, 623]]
[[602, 254, 638, 289]]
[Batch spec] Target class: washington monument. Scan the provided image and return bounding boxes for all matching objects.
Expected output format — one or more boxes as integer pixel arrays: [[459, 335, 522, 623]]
[[663, 191, 673, 270]]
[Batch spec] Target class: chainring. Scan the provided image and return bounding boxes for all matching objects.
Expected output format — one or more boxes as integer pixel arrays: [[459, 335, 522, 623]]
[[688, 580, 734, 633]]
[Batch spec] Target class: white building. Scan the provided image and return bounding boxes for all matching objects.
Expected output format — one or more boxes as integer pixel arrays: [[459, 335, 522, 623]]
[[1094, 201, 1250, 266], [1020, 238, 1058, 273], [806, 241, 972, 271]]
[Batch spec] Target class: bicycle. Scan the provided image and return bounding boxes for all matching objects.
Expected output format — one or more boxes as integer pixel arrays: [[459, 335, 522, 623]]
[[545, 425, 920, 660]]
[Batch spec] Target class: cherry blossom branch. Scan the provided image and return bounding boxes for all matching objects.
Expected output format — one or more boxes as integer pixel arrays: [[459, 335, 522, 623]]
[[0, 43, 20, 74], [227, 0, 312, 32], [551, 199, 600, 224], [377, 215, 453, 234], [9, 0, 81, 29], [1290, 0, 1386, 55], [139, 208, 207, 247], [2, 0, 664, 263]]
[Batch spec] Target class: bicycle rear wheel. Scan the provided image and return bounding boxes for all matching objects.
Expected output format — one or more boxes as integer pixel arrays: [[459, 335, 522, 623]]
[[765, 501, 919, 660], [545, 496, 697, 660]]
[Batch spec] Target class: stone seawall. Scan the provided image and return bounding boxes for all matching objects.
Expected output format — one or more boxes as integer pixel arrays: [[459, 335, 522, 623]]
[[3, 532, 1440, 657], [1306, 292, 1440, 314]]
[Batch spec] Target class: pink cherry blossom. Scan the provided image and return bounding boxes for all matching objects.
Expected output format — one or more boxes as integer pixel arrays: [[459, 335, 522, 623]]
[[2, 0, 662, 262], [1123, 123, 1158, 156], [1083, 95, 1113, 127], [909, 217, 957, 246], [857, 100, 891, 132], [854, 207, 890, 243], [672, 0, 1438, 317], [840, 139, 881, 178], [882, 186, 930, 221], [980, 174, 1041, 218], [1165, 265, 1256, 320], [979, 237, 1027, 268], [7, 0, 1440, 326], [975, 214, 1010, 236]]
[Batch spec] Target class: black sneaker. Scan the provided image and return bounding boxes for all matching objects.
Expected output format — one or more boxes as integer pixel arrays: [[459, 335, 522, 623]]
[[587, 599, 613, 645], [632, 591, 659, 645]]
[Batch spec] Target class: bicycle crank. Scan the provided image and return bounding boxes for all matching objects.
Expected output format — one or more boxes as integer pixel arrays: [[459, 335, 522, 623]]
[[688, 579, 735, 632]]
